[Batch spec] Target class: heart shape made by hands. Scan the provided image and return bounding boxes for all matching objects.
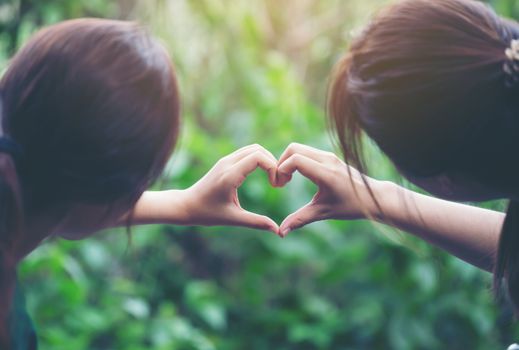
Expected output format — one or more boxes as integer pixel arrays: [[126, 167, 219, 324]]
[[241, 142, 372, 237], [189, 143, 365, 238], [236, 162, 315, 236], [232, 143, 357, 237]]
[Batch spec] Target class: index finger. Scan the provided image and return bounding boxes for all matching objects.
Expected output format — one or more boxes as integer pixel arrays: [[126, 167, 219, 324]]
[[277, 153, 324, 186], [228, 150, 277, 186], [278, 143, 330, 166]]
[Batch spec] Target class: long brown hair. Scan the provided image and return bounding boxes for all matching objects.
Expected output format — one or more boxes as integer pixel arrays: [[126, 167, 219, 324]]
[[328, 0, 519, 310], [0, 19, 180, 346]]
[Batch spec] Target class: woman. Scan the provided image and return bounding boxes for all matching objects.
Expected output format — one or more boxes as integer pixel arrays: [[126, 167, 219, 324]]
[[0, 19, 278, 349], [276, 0, 519, 312]]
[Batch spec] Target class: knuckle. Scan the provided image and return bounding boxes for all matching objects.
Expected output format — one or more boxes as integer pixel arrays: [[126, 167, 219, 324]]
[[326, 151, 340, 162], [333, 157, 343, 168], [251, 150, 264, 159], [215, 158, 228, 168], [222, 153, 233, 162], [287, 142, 300, 151]]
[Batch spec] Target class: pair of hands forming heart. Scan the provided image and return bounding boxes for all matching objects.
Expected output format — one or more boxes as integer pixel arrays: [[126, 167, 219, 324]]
[[181, 143, 380, 237]]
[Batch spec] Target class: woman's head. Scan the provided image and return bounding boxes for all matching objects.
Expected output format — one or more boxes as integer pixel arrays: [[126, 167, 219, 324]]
[[329, 0, 519, 201], [0, 18, 180, 344], [2, 18, 180, 212], [328, 0, 519, 312]]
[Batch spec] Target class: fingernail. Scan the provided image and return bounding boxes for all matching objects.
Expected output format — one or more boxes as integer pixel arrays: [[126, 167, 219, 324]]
[[280, 228, 291, 237]]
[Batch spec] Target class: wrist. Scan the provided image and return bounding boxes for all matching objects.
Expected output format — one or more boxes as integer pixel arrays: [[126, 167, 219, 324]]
[[179, 186, 201, 226], [365, 179, 399, 222]]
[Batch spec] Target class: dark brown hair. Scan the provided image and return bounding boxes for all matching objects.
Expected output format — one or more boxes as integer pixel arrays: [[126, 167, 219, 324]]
[[0, 19, 180, 346], [328, 0, 519, 310]]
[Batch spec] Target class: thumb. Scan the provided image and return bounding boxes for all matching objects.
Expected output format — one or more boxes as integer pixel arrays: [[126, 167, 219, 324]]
[[279, 203, 322, 237], [229, 208, 279, 234]]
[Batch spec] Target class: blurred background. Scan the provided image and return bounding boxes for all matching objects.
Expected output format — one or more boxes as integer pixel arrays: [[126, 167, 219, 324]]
[[4, 0, 519, 349]]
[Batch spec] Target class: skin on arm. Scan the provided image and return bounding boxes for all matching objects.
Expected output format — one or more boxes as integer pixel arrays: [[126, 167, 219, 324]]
[[276, 143, 503, 272], [130, 190, 192, 226], [370, 181, 502, 272], [129, 144, 279, 233]]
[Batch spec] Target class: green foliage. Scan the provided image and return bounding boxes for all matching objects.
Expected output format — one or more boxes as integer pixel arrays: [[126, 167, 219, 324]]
[[9, 0, 519, 348]]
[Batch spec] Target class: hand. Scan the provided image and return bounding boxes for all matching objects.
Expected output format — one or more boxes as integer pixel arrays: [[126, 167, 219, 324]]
[[276, 143, 381, 237], [183, 144, 279, 234]]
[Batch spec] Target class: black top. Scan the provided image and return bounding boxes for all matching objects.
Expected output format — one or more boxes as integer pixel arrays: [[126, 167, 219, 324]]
[[8, 281, 37, 350]]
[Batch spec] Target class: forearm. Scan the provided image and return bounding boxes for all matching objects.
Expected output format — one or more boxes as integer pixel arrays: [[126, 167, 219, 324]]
[[129, 190, 193, 226], [372, 181, 504, 272]]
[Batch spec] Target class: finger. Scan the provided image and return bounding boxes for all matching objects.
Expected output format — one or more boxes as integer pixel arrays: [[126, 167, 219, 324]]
[[278, 143, 331, 166], [228, 208, 279, 234], [279, 203, 322, 237], [277, 143, 334, 186], [276, 153, 324, 187], [225, 144, 277, 166], [229, 151, 277, 186]]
